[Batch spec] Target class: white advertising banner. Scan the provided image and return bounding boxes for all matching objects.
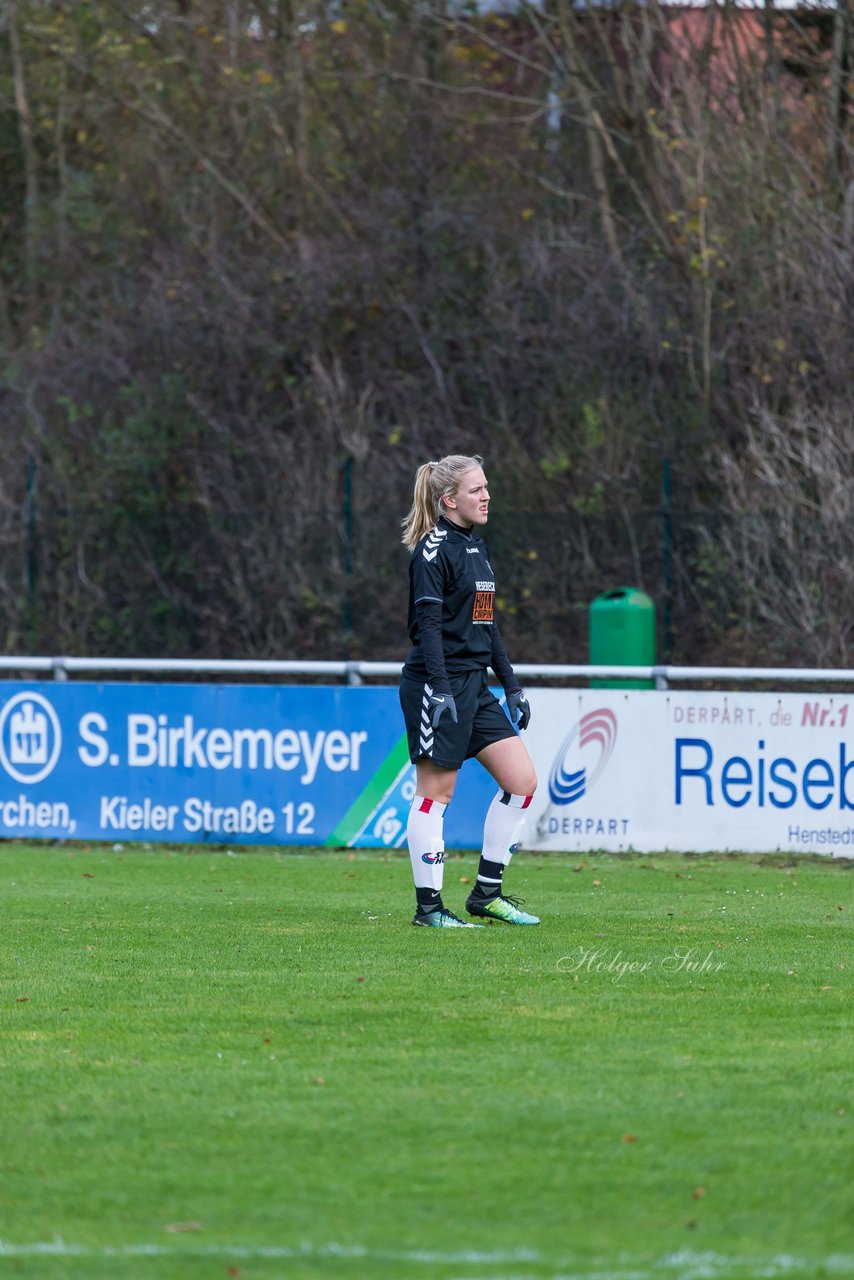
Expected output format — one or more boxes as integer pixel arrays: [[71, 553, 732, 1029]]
[[525, 689, 853, 857]]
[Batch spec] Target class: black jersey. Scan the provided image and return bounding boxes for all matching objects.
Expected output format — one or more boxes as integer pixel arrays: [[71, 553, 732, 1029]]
[[405, 515, 497, 677]]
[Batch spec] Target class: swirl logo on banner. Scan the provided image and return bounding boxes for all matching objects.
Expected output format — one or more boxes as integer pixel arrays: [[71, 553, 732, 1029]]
[[548, 708, 618, 805]]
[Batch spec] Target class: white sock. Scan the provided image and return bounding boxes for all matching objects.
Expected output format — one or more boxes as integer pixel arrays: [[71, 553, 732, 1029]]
[[407, 795, 447, 896], [478, 790, 533, 888]]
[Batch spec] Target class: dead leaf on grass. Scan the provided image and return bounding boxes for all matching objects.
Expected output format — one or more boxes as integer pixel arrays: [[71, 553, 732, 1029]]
[[165, 1222, 203, 1234]]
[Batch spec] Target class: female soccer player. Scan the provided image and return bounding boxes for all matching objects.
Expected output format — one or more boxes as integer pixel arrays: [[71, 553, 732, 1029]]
[[399, 454, 540, 928]]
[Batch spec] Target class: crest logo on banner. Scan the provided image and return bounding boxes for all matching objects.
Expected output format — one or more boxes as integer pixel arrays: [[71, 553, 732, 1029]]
[[548, 708, 618, 805], [0, 692, 63, 784]]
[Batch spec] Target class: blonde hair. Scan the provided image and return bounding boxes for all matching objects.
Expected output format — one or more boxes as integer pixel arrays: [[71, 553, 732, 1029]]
[[401, 454, 484, 550]]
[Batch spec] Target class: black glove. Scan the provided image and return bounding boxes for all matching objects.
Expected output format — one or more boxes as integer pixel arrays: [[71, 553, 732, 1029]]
[[506, 689, 531, 731], [427, 692, 458, 729]]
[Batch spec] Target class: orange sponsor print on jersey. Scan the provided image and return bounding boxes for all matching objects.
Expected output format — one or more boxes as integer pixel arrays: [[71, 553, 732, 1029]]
[[472, 591, 494, 623]]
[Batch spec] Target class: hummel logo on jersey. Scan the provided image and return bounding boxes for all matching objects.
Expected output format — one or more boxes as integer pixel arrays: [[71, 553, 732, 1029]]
[[422, 527, 447, 563], [419, 683, 435, 755]]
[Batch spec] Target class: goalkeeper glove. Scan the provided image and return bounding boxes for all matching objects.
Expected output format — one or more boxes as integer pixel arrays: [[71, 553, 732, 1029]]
[[506, 689, 531, 731], [428, 692, 458, 728]]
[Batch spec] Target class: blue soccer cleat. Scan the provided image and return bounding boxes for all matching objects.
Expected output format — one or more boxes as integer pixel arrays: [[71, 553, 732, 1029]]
[[412, 906, 484, 928]]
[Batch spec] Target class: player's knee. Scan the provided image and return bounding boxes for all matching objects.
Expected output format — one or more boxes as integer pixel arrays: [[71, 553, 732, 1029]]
[[511, 763, 538, 799], [502, 775, 537, 804], [415, 763, 458, 807], [519, 772, 538, 801], [428, 775, 458, 805]]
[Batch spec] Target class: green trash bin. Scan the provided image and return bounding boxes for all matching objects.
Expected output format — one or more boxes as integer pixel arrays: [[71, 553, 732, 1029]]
[[589, 587, 656, 688]]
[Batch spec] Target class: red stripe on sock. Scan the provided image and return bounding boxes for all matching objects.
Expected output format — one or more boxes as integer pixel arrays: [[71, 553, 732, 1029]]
[[419, 798, 433, 813], [501, 791, 533, 809]]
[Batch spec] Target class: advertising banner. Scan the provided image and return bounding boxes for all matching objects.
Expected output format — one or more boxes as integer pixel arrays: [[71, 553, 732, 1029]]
[[0, 682, 498, 849], [1, 682, 851, 855], [525, 688, 853, 857]]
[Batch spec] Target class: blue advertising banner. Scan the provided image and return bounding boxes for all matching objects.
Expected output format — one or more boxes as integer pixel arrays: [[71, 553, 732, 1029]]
[[0, 683, 499, 848]]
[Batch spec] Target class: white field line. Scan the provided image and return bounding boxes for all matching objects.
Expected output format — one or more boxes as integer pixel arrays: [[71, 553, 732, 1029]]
[[0, 1242, 853, 1276]]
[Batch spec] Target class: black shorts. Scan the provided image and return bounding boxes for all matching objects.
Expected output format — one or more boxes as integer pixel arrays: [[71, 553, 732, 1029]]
[[399, 668, 516, 770]]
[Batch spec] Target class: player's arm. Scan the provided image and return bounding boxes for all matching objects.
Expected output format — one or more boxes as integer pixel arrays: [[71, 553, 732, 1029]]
[[491, 622, 531, 731], [413, 600, 457, 726], [411, 543, 457, 726]]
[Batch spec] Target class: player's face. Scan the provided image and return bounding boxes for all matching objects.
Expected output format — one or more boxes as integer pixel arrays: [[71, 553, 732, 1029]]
[[443, 466, 490, 528]]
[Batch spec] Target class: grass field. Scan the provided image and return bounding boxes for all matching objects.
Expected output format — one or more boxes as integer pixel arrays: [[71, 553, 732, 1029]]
[[1, 842, 852, 1280]]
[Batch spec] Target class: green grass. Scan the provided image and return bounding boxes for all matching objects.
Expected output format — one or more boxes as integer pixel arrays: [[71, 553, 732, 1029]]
[[0, 843, 852, 1280]]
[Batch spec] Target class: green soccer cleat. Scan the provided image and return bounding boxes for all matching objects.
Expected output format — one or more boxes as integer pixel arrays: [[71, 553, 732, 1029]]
[[412, 907, 484, 928], [465, 891, 540, 925]]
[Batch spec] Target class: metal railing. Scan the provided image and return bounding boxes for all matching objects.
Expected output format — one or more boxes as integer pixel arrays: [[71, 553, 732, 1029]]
[[0, 656, 852, 688]]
